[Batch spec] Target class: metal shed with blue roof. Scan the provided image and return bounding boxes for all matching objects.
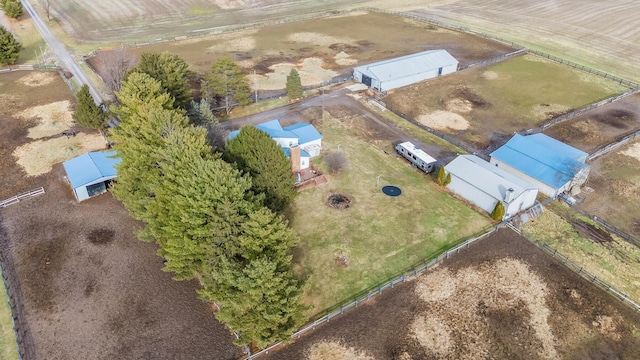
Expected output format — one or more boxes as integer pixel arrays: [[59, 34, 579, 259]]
[[490, 134, 590, 198], [62, 151, 121, 201]]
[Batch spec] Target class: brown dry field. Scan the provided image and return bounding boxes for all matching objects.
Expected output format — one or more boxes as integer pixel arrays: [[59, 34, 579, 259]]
[[578, 139, 640, 240], [261, 229, 640, 360], [408, 0, 640, 84], [87, 12, 515, 91], [0, 71, 240, 359], [543, 93, 640, 154], [44, 0, 369, 43]]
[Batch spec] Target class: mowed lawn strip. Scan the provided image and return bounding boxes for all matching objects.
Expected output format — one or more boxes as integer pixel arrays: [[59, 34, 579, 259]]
[[288, 117, 491, 316], [523, 202, 640, 303], [0, 284, 19, 360]]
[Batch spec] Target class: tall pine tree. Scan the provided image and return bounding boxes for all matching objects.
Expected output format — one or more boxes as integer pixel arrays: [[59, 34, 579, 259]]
[[132, 52, 192, 110], [203, 57, 250, 115], [225, 126, 297, 213], [286, 69, 303, 100], [0, 26, 20, 65], [72, 84, 106, 129], [199, 208, 307, 347]]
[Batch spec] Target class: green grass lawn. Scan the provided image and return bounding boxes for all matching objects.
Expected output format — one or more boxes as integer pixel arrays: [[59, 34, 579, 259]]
[[0, 284, 19, 360], [522, 202, 640, 303], [287, 116, 492, 317]]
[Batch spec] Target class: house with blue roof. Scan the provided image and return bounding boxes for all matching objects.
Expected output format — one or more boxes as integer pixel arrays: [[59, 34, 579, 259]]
[[62, 151, 121, 201], [229, 119, 322, 171], [490, 134, 590, 198]]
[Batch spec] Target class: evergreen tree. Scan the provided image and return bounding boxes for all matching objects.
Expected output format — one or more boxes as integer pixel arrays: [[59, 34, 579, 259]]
[[491, 201, 506, 221], [199, 208, 307, 347], [444, 172, 452, 186], [286, 69, 303, 100], [132, 52, 192, 110], [437, 166, 446, 186], [188, 99, 226, 149], [1, 0, 23, 19], [110, 73, 186, 221], [225, 126, 297, 213], [145, 125, 258, 280], [72, 85, 105, 129], [203, 57, 250, 115], [0, 26, 21, 65]]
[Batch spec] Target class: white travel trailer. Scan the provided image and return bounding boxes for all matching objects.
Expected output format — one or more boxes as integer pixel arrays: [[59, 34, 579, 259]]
[[395, 141, 437, 173]]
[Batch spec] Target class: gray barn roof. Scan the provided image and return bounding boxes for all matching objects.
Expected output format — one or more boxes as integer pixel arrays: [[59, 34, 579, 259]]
[[354, 50, 458, 81]]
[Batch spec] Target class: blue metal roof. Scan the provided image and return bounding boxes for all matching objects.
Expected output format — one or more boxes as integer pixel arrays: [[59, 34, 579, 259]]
[[63, 151, 121, 188], [282, 147, 311, 158], [228, 120, 322, 145], [490, 134, 588, 189], [283, 123, 323, 144]]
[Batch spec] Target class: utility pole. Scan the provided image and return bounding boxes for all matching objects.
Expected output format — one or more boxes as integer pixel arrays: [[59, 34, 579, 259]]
[[254, 69, 258, 103], [321, 87, 325, 120]]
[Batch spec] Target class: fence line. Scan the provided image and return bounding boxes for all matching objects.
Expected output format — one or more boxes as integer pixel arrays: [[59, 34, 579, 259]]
[[521, 235, 640, 312], [582, 213, 640, 249], [587, 129, 640, 161], [0, 64, 57, 73], [245, 226, 498, 359], [0, 188, 45, 208], [0, 213, 34, 360]]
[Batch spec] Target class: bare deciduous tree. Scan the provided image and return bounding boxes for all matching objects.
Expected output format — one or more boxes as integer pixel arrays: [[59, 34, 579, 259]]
[[324, 151, 348, 174], [39, 0, 55, 21], [99, 48, 137, 92]]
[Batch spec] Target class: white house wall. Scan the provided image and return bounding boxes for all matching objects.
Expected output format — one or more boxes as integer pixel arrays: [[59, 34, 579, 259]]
[[504, 189, 538, 219], [491, 158, 564, 198], [72, 175, 117, 202], [272, 137, 298, 148]]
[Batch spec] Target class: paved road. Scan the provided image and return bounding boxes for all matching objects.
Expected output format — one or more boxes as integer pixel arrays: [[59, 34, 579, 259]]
[[223, 84, 459, 165], [21, 0, 103, 104]]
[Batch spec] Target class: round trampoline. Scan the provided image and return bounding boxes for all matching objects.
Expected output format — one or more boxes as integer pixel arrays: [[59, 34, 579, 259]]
[[382, 185, 402, 197]]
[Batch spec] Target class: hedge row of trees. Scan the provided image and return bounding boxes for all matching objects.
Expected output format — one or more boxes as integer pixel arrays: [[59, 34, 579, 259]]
[[105, 52, 306, 348]]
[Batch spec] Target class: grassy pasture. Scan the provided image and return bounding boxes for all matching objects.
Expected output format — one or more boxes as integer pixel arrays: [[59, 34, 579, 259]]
[[523, 202, 640, 303], [287, 115, 491, 316], [384, 54, 627, 151]]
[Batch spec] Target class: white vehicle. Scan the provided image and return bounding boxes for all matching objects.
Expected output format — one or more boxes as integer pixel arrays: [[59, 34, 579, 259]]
[[395, 142, 437, 173]]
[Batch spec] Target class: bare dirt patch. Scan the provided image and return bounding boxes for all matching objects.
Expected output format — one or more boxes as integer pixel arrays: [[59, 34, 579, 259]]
[[288, 32, 356, 47], [262, 229, 640, 360], [417, 111, 469, 131], [445, 98, 472, 113], [86, 228, 116, 245], [531, 103, 571, 121], [257, 57, 338, 90], [327, 193, 351, 210]]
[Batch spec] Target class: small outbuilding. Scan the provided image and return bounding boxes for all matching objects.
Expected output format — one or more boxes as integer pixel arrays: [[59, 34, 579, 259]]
[[63, 151, 121, 202], [444, 155, 538, 220], [490, 134, 590, 198], [353, 50, 458, 92]]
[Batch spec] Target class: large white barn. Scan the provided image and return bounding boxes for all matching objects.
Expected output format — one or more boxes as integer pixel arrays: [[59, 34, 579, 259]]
[[445, 155, 538, 220], [353, 50, 458, 92]]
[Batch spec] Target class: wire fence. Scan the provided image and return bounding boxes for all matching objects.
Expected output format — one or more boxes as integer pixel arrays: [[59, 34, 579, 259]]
[[587, 129, 640, 161], [0, 64, 57, 73], [245, 226, 498, 359], [0, 216, 33, 360], [522, 236, 640, 312]]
